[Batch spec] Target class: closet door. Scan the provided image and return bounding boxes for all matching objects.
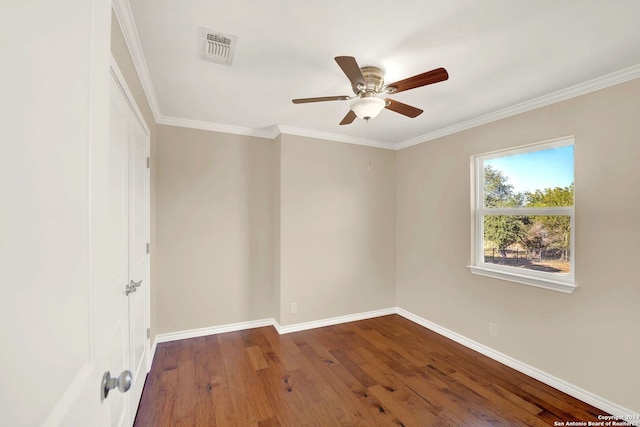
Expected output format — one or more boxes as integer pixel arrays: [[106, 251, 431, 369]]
[[127, 110, 150, 421], [104, 67, 150, 426]]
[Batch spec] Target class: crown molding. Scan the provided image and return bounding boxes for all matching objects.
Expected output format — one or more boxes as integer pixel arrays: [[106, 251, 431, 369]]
[[396, 63, 640, 150], [277, 125, 395, 150], [155, 117, 397, 149], [158, 116, 280, 139], [111, 0, 162, 121], [109, 6, 639, 152], [156, 59, 640, 149]]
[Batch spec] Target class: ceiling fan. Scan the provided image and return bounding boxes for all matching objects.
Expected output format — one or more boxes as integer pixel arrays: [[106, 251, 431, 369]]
[[292, 56, 448, 125]]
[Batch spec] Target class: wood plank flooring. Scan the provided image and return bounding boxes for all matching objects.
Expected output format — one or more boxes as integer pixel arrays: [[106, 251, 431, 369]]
[[135, 315, 608, 426]]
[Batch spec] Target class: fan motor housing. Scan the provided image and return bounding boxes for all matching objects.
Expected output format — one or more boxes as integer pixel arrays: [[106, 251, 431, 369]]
[[353, 66, 385, 94]]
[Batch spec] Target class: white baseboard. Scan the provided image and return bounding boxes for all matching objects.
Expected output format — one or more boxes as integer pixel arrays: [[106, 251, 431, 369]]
[[149, 309, 396, 358], [274, 307, 397, 334], [151, 309, 396, 350], [151, 317, 274, 359], [395, 307, 639, 425], [148, 307, 638, 423]]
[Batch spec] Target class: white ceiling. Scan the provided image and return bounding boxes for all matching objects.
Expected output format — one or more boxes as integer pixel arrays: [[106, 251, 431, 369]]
[[125, 0, 640, 147]]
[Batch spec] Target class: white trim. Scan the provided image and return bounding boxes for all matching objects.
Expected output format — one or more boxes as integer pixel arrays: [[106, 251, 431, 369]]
[[479, 206, 574, 216], [395, 308, 639, 425], [471, 137, 576, 292], [153, 318, 275, 345], [155, 117, 397, 149], [396, 64, 640, 150], [110, 55, 151, 137], [151, 308, 396, 346], [274, 308, 397, 334], [468, 265, 576, 293], [111, 0, 161, 121], [150, 335, 158, 367], [157, 116, 279, 139], [277, 125, 396, 150]]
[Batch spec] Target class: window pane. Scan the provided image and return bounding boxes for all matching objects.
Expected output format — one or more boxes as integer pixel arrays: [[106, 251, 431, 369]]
[[484, 145, 574, 208], [483, 214, 571, 274]]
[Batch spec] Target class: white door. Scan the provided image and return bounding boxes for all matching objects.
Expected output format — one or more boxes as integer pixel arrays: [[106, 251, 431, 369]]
[[84, 65, 150, 427], [95, 74, 137, 426], [127, 88, 151, 422], [2, 3, 149, 424], [99, 67, 151, 426], [108, 65, 151, 426], [1, 0, 117, 426]]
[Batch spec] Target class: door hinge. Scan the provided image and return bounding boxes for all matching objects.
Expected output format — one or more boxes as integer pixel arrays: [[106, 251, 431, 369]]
[[146, 242, 150, 254], [146, 328, 150, 339], [146, 157, 150, 168]]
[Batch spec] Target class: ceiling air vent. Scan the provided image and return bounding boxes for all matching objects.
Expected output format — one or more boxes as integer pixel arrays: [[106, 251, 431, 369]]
[[199, 28, 238, 66]]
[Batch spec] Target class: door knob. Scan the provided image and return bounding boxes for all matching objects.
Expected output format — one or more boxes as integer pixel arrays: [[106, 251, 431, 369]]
[[130, 279, 142, 288], [101, 370, 133, 400]]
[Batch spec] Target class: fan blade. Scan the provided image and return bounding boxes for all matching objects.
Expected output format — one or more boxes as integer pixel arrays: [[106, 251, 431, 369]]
[[386, 68, 448, 94], [339, 110, 357, 125], [335, 56, 365, 88], [292, 95, 351, 104], [384, 98, 423, 118]]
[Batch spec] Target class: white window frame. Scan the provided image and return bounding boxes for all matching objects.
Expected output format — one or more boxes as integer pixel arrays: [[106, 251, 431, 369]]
[[468, 136, 576, 293]]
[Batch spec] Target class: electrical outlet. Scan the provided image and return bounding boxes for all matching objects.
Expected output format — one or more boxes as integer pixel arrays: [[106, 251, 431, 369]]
[[290, 302, 298, 314], [489, 322, 498, 337]]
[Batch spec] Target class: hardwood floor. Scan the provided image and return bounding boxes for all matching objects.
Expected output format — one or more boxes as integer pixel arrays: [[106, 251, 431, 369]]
[[135, 315, 607, 426]]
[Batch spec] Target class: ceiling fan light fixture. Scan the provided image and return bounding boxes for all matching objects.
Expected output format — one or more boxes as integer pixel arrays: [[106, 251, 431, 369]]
[[350, 97, 385, 120], [292, 56, 448, 125]]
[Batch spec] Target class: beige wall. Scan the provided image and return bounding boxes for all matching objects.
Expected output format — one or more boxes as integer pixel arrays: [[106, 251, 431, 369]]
[[110, 12, 158, 339], [396, 77, 640, 412], [279, 135, 396, 325], [154, 130, 396, 331], [155, 126, 274, 333]]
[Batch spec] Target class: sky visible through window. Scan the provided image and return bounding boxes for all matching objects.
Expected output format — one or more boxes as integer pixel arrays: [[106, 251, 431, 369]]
[[485, 145, 574, 193]]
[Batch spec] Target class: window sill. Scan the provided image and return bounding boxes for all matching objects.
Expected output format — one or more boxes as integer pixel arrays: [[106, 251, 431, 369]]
[[467, 265, 577, 294]]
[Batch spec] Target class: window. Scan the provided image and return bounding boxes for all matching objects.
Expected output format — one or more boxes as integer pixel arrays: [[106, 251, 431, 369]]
[[468, 137, 575, 293]]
